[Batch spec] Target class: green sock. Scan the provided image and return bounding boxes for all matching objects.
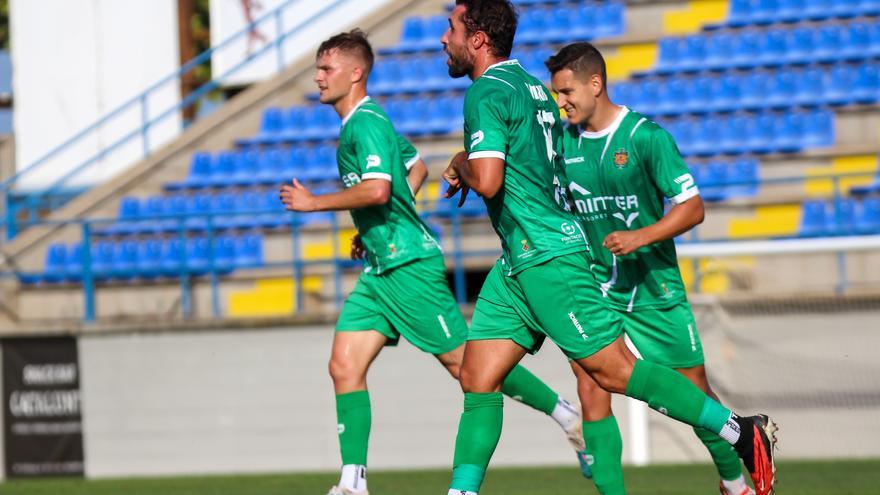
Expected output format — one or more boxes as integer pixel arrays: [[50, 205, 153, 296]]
[[583, 416, 626, 495], [694, 426, 743, 481], [450, 392, 504, 492], [500, 364, 559, 415], [336, 390, 371, 466], [625, 360, 732, 434]]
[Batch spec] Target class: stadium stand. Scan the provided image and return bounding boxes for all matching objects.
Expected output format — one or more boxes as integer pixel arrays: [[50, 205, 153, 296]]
[[6, 0, 880, 320]]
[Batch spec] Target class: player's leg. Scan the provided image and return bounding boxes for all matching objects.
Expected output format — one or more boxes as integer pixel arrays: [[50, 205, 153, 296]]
[[328, 276, 398, 495], [678, 365, 752, 495], [624, 304, 751, 494], [520, 253, 777, 495], [573, 339, 777, 495], [571, 362, 625, 494], [436, 344, 583, 451], [448, 338, 528, 495]]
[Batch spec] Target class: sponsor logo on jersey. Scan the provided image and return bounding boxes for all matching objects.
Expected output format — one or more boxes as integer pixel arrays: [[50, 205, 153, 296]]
[[342, 172, 361, 188], [565, 156, 585, 164], [366, 155, 381, 168], [568, 180, 640, 221], [337, 423, 346, 434], [470, 130, 485, 148], [612, 211, 640, 228], [388, 243, 396, 254], [521, 239, 530, 251], [568, 311, 588, 340], [613, 148, 629, 168], [561, 222, 577, 236]]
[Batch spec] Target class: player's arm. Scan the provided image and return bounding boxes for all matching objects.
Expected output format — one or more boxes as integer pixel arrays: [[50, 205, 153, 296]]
[[603, 127, 703, 257], [407, 159, 428, 196], [604, 197, 704, 256], [280, 178, 390, 212], [444, 85, 507, 200], [399, 133, 428, 196]]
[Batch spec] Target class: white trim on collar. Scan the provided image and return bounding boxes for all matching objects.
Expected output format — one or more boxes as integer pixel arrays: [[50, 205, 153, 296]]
[[341, 95, 372, 127], [579, 106, 629, 139]]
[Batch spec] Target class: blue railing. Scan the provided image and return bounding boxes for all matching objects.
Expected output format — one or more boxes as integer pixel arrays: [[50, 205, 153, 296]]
[[4, 170, 880, 323], [0, 0, 346, 240]]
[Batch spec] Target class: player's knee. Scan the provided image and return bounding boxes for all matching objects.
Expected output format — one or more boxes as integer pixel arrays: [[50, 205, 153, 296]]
[[328, 355, 361, 384], [458, 365, 497, 393], [591, 369, 629, 394]]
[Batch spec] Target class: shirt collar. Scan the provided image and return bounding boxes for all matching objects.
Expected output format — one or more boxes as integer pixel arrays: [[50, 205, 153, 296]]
[[341, 95, 372, 127]]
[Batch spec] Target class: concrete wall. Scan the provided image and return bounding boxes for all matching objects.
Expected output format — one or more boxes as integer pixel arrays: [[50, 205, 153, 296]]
[[75, 303, 880, 478]]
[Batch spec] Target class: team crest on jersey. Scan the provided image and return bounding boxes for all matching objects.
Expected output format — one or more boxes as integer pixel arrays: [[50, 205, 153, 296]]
[[388, 243, 397, 254], [521, 239, 530, 251], [613, 148, 629, 168]]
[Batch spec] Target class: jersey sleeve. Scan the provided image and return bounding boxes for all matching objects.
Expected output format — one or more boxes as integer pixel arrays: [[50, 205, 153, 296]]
[[463, 82, 509, 161], [641, 126, 699, 204], [397, 133, 420, 171], [352, 113, 396, 182]]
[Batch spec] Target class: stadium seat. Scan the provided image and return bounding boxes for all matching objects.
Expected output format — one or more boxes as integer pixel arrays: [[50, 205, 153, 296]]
[[740, 72, 770, 110], [711, 75, 743, 113], [784, 27, 816, 65], [727, 0, 753, 27], [235, 234, 264, 268], [236, 107, 283, 147], [803, 108, 835, 148], [705, 33, 734, 70], [746, 113, 777, 154], [816, 25, 845, 63], [825, 64, 858, 106], [41, 243, 68, 284], [800, 200, 831, 236], [719, 115, 750, 154], [136, 239, 163, 278], [111, 240, 138, 280], [794, 67, 824, 107], [832, 198, 859, 235], [856, 197, 880, 233], [726, 159, 760, 198], [175, 152, 213, 191], [853, 64, 879, 103], [732, 32, 763, 69], [765, 69, 797, 109], [594, 2, 625, 38], [699, 161, 730, 202], [775, 111, 806, 152]]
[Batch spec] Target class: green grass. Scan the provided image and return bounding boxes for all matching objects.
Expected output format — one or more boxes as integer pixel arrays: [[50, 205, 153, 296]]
[[2, 459, 878, 495]]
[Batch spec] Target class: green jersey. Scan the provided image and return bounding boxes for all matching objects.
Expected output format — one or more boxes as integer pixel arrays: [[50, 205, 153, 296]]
[[463, 60, 587, 275], [337, 96, 441, 275], [557, 107, 698, 311]]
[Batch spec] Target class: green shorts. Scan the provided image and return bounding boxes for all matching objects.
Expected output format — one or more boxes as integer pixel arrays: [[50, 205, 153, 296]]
[[620, 300, 705, 369], [336, 255, 467, 355], [469, 252, 623, 360]]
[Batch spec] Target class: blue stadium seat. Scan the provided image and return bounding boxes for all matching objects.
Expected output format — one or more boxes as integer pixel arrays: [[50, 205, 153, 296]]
[[259, 190, 287, 229], [208, 150, 237, 188], [831, 198, 859, 235], [569, 4, 597, 40], [759, 30, 787, 67], [186, 238, 210, 275], [235, 234, 264, 268], [833, 0, 862, 18], [179, 152, 213, 190], [824, 64, 857, 106], [719, 115, 749, 154], [816, 25, 846, 63], [732, 31, 763, 69], [727, 0, 753, 27], [752, 0, 781, 25], [236, 107, 283, 147], [159, 239, 185, 277], [136, 239, 163, 278], [861, 0, 880, 16], [91, 242, 115, 280], [185, 194, 212, 231], [594, 2, 625, 38], [214, 236, 237, 274], [776, 111, 806, 152], [794, 67, 824, 107], [395, 17, 425, 53], [711, 75, 742, 113], [636, 79, 660, 116], [746, 113, 777, 154], [684, 76, 715, 113], [657, 38, 683, 74], [844, 23, 872, 61], [424, 55, 449, 92], [691, 117, 721, 156], [42, 244, 68, 284], [279, 106, 307, 143], [679, 35, 707, 72], [784, 27, 816, 65], [515, 8, 547, 45], [229, 192, 262, 230], [777, 0, 804, 22], [805, 0, 836, 21], [765, 69, 797, 109], [740, 72, 770, 111], [103, 196, 142, 236], [699, 161, 730, 201], [854, 64, 880, 103], [232, 149, 261, 187], [856, 197, 880, 233], [371, 59, 401, 95], [111, 240, 138, 280], [211, 193, 237, 231], [705, 33, 734, 70], [726, 159, 759, 198], [800, 200, 831, 236], [803, 108, 835, 148], [64, 244, 85, 283]]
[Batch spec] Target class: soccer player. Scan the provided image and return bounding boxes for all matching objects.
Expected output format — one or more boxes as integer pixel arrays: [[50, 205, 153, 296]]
[[546, 42, 756, 495], [278, 30, 584, 495], [438, 2, 777, 495]]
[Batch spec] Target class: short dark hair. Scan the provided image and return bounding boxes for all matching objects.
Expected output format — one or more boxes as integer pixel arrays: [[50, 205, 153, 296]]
[[316, 29, 374, 74], [545, 42, 607, 88], [455, 0, 518, 58]]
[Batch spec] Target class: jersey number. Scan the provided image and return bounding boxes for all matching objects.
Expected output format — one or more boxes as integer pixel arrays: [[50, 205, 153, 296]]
[[674, 173, 695, 195], [535, 110, 556, 162]]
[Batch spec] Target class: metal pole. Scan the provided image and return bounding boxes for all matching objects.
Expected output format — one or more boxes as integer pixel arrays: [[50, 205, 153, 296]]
[[82, 222, 96, 322]]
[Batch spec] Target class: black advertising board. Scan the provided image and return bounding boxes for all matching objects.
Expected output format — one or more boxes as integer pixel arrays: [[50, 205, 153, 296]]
[[2, 337, 84, 477]]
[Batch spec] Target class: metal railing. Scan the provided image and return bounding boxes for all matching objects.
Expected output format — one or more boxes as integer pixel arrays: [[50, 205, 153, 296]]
[[3, 170, 879, 324], [0, 0, 346, 240]]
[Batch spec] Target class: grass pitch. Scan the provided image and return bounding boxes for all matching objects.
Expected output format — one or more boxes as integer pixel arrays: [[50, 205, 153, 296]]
[[1, 459, 877, 494]]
